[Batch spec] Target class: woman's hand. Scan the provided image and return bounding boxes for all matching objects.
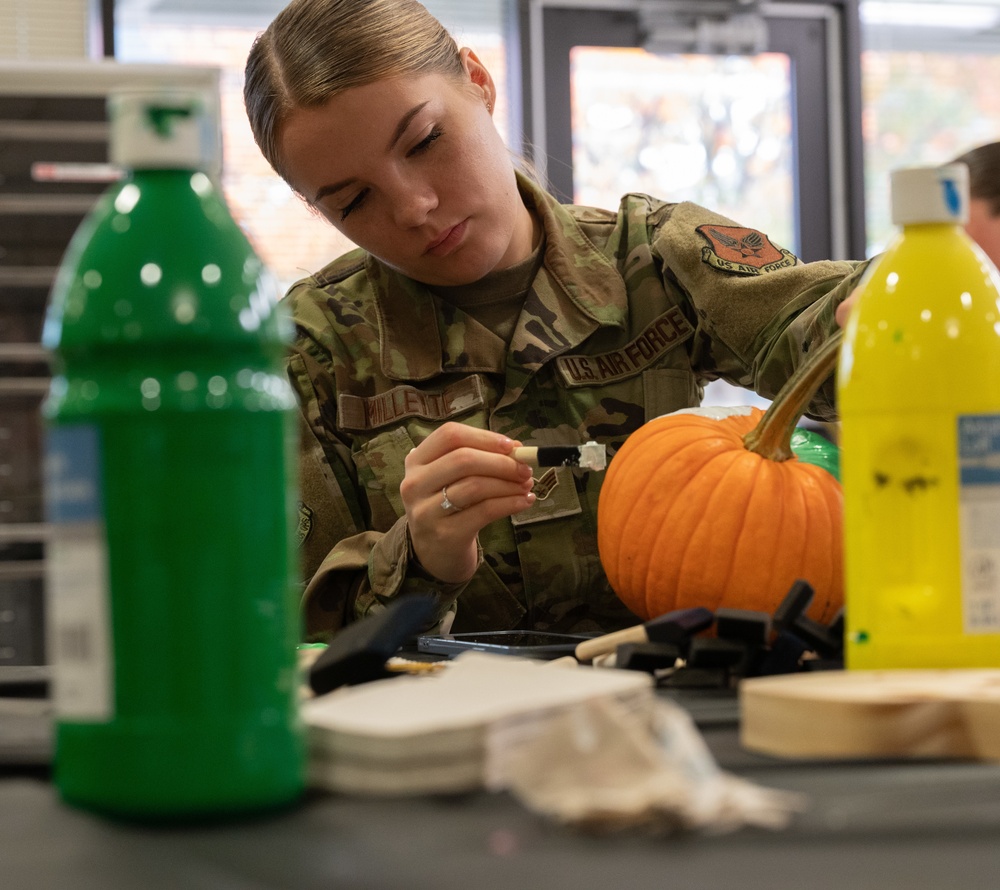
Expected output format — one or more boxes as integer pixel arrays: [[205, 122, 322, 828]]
[[400, 423, 536, 584], [835, 290, 858, 328]]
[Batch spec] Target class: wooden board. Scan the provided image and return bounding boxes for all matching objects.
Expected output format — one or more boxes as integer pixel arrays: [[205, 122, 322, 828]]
[[739, 670, 1000, 761]]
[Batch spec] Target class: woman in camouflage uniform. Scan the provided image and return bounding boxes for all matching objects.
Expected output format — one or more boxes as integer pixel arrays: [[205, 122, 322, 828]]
[[244, 0, 868, 640]]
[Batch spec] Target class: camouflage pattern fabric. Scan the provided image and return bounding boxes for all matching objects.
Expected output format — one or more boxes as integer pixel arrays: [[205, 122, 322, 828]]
[[286, 173, 870, 641]]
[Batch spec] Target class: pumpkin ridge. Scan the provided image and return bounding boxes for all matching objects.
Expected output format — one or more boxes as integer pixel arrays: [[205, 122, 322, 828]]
[[773, 462, 823, 610], [645, 450, 720, 614], [790, 465, 812, 595], [791, 464, 839, 618], [643, 448, 745, 617], [813, 466, 844, 622], [723, 452, 771, 599], [768, 460, 800, 602], [796, 468, 829, 619], [681, 449, 763, 611], [629, 440, 735, 611], [674, 445, 756, 609], [796, 463, 838, 621], [600, 431, 657, 596], [601, 430, 724, 591], [711, 454, 751, 602]]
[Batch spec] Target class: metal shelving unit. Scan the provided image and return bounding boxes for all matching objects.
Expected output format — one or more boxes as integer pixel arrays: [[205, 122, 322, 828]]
[[0, 60, 220, 668]]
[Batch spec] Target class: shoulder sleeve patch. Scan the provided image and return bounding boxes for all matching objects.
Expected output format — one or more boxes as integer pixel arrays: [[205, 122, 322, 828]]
[[696, 224, 796, 276]]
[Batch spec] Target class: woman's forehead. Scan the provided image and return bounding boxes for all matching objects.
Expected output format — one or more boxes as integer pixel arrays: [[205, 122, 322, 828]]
[[288, 73, 458, 147], [279, 73, 458, 192]]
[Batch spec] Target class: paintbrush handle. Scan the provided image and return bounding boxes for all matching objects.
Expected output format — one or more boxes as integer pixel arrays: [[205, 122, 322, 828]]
[[575, 625, 650, 662], [513, 446, 578, 467]]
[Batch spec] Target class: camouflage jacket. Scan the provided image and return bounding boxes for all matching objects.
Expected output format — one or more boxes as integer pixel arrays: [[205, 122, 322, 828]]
[[286, 173, 868, 640]]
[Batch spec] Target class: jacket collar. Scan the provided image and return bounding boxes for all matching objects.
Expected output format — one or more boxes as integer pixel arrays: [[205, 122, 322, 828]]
[[372, 172, 628, 382]]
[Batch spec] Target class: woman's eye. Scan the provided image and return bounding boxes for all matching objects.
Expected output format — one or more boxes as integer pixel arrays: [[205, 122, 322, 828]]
[[409, 127, 443, 156], [340, 188, 369, 221], [335, 128, 442, 221]]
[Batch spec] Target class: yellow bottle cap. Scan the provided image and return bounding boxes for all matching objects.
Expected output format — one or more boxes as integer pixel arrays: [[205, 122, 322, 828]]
[[891, 163, 969, 226]]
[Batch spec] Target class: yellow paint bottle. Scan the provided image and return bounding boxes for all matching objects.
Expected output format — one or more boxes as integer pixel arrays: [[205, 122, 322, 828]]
[[839, 164, 1000, 668]]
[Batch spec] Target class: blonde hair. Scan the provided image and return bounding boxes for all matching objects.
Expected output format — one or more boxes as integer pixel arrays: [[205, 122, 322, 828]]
[[244, 0, 463, 180]]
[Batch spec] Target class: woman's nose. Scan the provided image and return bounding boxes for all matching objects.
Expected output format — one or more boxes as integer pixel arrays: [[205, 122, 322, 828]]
[[390, 177, 438, 228]]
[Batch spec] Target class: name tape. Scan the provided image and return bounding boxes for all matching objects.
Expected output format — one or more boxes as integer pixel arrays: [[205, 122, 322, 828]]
[[338, 376, 486, 431], [555, 306, 694, 387]]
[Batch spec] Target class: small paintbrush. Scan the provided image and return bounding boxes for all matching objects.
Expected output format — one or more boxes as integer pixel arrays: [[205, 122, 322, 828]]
[[512, 440, 607, 470]]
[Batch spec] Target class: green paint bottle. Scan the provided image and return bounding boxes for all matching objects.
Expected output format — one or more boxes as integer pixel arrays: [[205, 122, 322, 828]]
[[42, 90, 304, 817]]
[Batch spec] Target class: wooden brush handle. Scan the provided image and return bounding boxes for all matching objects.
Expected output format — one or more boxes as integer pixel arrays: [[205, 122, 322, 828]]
[[575, 624, 649, 662]]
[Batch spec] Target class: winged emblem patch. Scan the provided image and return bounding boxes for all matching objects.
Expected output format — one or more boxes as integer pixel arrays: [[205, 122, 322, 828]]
[[696, 225, 796, 276]]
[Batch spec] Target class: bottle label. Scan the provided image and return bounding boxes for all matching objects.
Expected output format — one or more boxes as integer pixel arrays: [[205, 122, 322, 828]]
[[959, 415, 1000, 634], [44, 424, 114, 721]]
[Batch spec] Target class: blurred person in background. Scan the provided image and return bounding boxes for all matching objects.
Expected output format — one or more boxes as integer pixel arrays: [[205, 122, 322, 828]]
[[955, 141, 1000, 269]]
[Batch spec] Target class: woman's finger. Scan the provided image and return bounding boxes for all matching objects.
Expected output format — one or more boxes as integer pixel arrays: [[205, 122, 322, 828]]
[[835, 289, 858, 327], [405, 421, 517, 469], [430, 474, 535, 518]]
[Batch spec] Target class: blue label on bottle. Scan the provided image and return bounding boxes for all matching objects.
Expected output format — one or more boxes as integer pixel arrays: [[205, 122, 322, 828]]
[[45, 425, 104, 522], [958, 414, 1000, 634], [959, 415, 1000, 485], [44, 424, 114, 720]]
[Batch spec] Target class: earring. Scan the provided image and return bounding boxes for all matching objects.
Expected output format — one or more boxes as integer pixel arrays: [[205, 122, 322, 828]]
[[486, 101, 492, 113]]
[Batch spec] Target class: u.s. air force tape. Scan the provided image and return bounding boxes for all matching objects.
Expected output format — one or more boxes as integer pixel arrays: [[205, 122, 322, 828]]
[[554, 307, 694, 387]]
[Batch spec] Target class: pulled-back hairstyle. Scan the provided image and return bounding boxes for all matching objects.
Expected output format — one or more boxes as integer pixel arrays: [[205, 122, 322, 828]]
[[244, 0, 463, 181], [954, 142, 1000, 216]]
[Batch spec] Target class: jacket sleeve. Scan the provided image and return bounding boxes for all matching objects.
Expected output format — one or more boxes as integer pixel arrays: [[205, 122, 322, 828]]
[[650, 201, 871, 421], [286, 342, 472, 641]]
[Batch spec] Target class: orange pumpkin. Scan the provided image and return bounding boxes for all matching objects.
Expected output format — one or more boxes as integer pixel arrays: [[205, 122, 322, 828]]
[[597, 332, 844, 625]]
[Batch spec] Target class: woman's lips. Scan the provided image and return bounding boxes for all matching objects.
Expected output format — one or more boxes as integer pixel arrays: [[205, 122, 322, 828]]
[[425, 219, 468, 257]]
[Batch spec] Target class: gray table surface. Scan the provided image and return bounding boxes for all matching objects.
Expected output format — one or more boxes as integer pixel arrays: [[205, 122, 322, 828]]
[[3, 687, 1000, 890]]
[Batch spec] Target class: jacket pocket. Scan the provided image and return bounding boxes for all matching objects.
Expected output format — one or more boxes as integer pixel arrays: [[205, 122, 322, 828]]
[[351, 427, 414, 531], [643, 367, 702, 420]]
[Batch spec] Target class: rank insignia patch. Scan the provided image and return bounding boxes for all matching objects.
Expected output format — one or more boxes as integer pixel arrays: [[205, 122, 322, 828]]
[[697, 225, 796, 276], [297, 502, 314, 545]]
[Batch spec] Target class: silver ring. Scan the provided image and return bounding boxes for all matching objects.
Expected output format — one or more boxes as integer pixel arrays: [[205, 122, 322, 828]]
[[440, 486, 462, 512]]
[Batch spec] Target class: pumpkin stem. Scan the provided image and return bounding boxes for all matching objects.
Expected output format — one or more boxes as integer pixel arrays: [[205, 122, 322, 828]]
[[742, 329, 844, 461]]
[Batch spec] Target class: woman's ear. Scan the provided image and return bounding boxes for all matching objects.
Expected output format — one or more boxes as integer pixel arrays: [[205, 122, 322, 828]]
[[459, 46, 496, 113]]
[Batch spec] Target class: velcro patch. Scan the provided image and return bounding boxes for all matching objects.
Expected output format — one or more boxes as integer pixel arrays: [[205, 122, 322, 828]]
[[338, 376, 486, 431], [297, 502, 314, 545], [697, 225, 796, 276], [555, 307, 694, 387]]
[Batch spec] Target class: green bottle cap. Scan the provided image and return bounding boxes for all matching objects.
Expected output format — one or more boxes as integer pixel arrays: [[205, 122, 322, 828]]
[[109, 90, 221, 174]]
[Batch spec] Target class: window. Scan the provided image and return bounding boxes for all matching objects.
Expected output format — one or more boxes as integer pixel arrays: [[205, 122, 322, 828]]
[[859, 0, 1000, 254], [570, 48, 796, 253]]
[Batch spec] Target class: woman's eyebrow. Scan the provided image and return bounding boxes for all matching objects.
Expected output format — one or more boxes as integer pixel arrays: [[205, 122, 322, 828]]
[[388, 101, 430, 151], [312, 100, 431, 205]]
